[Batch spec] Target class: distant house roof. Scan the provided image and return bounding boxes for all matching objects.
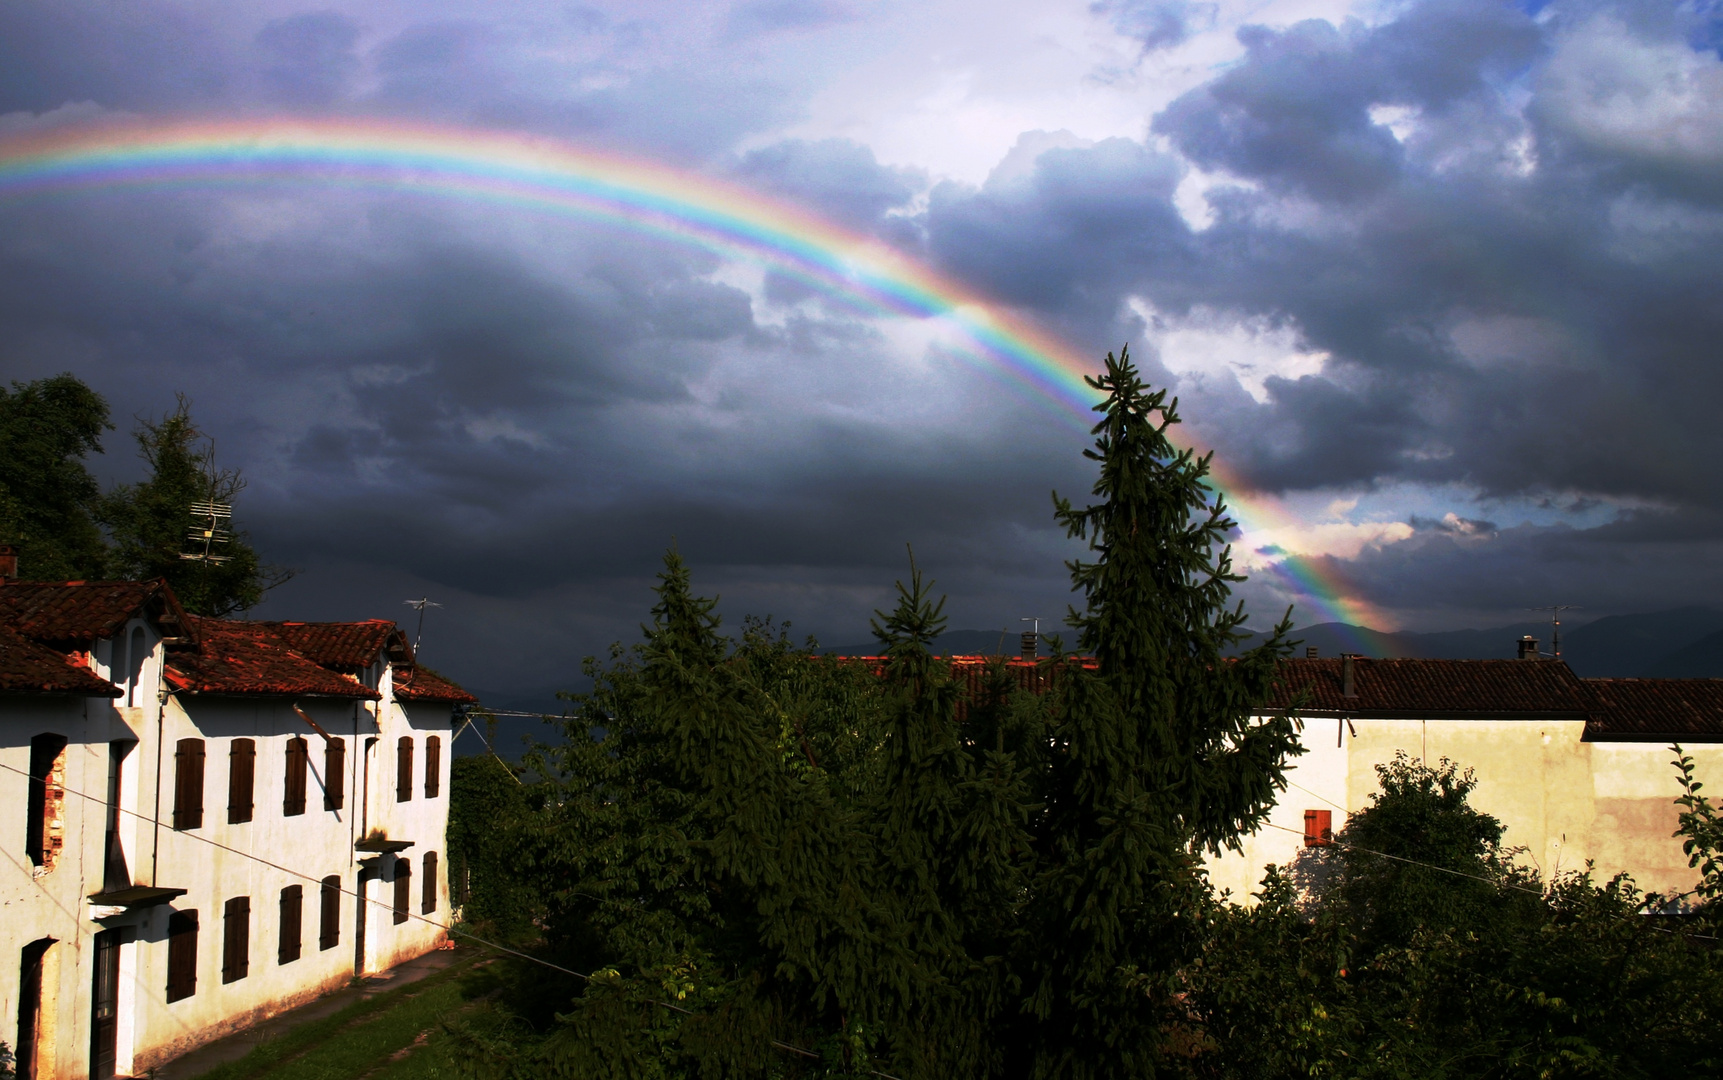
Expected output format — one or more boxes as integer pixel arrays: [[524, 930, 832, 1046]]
[[1583, 678, 1723, 743], [259, 620, 410, 670], [0, 624, 123, 696], [165, 617, 380, 700], [392, 665, 478, 704], [0, 579, 193, 645], [1264, 657, 1596, 718]]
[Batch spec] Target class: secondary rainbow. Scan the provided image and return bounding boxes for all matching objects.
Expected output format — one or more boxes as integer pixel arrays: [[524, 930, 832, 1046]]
[[0, 117, 1388, 634]]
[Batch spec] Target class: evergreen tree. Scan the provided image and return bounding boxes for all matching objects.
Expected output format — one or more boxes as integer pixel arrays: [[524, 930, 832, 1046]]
[[1015, 346, 1302, 1078], [98, 397, 290, 615], [0, 373, 111, 580]]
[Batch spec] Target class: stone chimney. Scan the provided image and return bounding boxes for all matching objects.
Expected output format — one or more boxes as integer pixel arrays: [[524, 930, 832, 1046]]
[[1340, 653, 1358, 698], [1306, 646, 1320, 659], [1517, 635, 1541, 660], [0, 545, 16, 581], [1020, 631, 1038, 663]]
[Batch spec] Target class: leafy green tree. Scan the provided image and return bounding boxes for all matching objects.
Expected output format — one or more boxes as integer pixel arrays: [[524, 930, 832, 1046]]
[[447, 751, 537, 938], [0, 373, 111, 580], [98, 396, 290, 614]]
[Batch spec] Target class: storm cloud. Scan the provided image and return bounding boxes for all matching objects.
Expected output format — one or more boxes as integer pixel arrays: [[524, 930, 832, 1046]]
[[3, 0, 1722, 695]]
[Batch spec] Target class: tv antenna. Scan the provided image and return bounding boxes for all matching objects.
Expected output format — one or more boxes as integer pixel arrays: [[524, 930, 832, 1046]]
[[1527, 605, 1581, 659], [404, 597, 442, 652], [180, 499, 234, 564]]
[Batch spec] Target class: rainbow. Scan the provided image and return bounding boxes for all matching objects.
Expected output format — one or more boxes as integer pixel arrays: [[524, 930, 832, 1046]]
[[0, 116, 1390, 636]]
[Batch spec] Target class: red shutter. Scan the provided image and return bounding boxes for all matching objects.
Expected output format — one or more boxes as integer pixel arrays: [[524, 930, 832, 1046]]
[[396, 738, 413, 802], [284, 738, 308, 816], [393, 860, 411, 925], [324, 738, 345, 811], [319, 876, 341, 950], [422, 852, 438, 914], [1303, 809, 1334, 847], [165, 911, 198, 1002], [173, 740, 205, 831], [227, 739, 255, 824], [221, 897, 250, 983], [424, 736, 441, 799]]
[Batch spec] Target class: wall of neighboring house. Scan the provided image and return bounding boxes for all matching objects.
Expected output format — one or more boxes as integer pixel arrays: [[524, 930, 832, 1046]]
[[1, 619, 159, 1080], [355, 670, 452, 977], [128, 693, 366, 1072], [1207, 717, 1723, 903]]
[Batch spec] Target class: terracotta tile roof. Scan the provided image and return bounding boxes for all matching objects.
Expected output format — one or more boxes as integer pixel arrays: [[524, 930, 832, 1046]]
[[391, 665, 477, 704], [1583, 678, 1723, 742], [0, 624, 122, 696], [165, 617, 379, 699], [1264, 657, 1595, 717], [0, 579, 193, 645], [258, 620, 409, 669]]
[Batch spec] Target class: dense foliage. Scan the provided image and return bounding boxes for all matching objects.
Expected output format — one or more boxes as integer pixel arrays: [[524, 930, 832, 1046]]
[[1187, 754, 1723, 1078], [0, 374, 286, 612], [455, 348, 1303, 1078]]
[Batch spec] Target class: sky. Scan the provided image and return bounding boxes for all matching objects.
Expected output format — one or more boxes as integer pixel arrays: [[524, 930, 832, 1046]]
[[3, 0, 1722, 699]]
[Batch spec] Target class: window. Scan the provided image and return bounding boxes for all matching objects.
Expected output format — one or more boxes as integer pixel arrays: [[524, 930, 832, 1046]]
[[393, 859, 411, 925], [323, 738, 345, 812], [227, 740, 255, 824], [319, 876, 341, 951], [283, 737, 308, 817], [221, 897, 250, 984], [172, 739, 205, 831], [278, 886, 303, 965], [165, 911, 198, 1002], [424, 736, 441, 799], [26, 734, 68, 869], [1303, 809, 1334, 848], [396, 738, 413, 803], [422, 852, 438, 914], [126, 625, 146, 706]]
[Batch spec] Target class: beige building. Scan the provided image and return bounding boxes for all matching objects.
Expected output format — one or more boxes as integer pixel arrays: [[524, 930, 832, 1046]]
[[1209, 653, 1723, 903], [0, 567, 474, 1080]]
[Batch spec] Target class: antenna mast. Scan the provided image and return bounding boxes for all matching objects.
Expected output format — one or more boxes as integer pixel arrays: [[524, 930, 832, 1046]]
[[403, 597, 442, 652], [1527, 605, 1581, 659]]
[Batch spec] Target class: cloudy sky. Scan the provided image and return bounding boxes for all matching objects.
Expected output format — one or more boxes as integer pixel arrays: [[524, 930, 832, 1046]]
[[3, 0, 1721, 697]]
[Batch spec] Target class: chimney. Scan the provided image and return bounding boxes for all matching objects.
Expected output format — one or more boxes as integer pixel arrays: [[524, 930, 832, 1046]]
[[0, 545, 16, 581], [1306, 646, 1320, 659], [1340, 653, 1358, 698], [1518, 635, 1541, 660], [1020, 631, 1038, 663]]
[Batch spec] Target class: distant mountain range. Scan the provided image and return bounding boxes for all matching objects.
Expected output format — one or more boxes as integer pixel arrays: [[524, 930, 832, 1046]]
[[1264, 606, 1723, 677]]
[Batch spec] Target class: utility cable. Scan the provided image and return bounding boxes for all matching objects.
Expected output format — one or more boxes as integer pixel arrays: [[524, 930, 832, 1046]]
[[0, 759, 901, 1077]]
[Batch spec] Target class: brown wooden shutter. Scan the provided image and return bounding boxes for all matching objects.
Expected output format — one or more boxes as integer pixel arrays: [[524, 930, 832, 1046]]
[[227, 739, 255, 824], [396, 737, 413, 802], [278, 885, 303, 965], [221, 896, 250, 983], [393, 859, 411, 925], [173, 739, 205, 831], [422, 852, 438, 914], [165, 911, 198, 1002], [424, 736, 441, 799], [283, 737, 308, 816], [319, 876, 341, 951], [323, 738, 345, 811]]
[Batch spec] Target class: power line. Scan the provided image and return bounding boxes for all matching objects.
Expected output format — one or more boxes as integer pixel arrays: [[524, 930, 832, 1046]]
[[0, 758, 903, 1077]]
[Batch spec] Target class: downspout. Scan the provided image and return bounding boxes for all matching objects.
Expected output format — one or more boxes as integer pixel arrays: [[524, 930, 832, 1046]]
[[152, 686, 170, 888], [350, 702, 360, 868]]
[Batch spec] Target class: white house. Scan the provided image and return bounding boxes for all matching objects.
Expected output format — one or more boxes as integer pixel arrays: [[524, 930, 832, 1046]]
[[1208, 652, 1723, 903], [0, 559, 474, 1080]]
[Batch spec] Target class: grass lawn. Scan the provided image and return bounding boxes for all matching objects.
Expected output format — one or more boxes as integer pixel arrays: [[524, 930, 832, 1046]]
[[186, 949, 503, 1080]]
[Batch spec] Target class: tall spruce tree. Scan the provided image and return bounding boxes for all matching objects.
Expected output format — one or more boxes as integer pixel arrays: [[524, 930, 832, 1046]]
[[1010, 346, 1302, 1078], [0, 373, 112, 580], [99, 397, 290, 615]]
